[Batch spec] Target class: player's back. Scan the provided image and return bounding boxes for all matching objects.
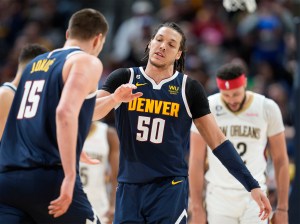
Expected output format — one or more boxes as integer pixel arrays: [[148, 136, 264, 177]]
[[0, 47, 95, 172]]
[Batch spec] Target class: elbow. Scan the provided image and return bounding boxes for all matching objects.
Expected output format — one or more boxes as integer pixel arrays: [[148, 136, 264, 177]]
[[56, 105, 75, 124]]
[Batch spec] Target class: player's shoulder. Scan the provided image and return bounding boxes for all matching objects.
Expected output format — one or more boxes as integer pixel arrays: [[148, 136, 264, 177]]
[[207, 92, 221, 105], [249, 91, 280, 116], [65, 52, 103, 82], [251, 91, 277, 107], [250, 91, 266, 100], [0, 85, 15, 102], [107, 67, 131, 81], [70, 52, 102, 66]]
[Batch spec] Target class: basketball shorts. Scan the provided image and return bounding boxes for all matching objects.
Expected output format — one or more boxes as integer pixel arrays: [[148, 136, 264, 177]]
[[206, 183, 268, 224], [0, 167, 100, 224], [114, 176, 188, 224]]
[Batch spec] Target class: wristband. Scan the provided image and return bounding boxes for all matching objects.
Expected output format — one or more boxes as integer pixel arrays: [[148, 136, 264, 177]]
[[213, 140, 260, 191]]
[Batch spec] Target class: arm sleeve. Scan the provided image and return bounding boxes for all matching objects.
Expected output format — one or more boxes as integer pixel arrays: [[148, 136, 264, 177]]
[[264, 98, 285, 137], [213, 140, 260, 192], [185, 77, 211, 119], [101, 68, 131, 93]]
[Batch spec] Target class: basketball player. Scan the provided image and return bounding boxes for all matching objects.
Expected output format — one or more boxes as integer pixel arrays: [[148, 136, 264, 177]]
[[80, 121, 119, 224], [189, 63, 289, 224], [0, 9, 109, 223], [0, 44, 48, 141], [93, 22, 272, 223]]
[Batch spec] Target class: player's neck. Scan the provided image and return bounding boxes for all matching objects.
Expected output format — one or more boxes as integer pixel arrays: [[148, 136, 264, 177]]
[[64, 40, 91, 53], [12, 64, 25, 88], [144, 63, 174, 84]]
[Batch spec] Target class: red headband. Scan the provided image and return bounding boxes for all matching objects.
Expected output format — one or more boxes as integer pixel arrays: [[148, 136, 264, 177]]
[[216, 74, 246, 90]]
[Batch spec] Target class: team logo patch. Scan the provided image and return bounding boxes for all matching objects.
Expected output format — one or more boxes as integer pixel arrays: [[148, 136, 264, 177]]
[[225, 81, 230, 89], [168, 85, 179, 95], [216, 105, 226, 116]]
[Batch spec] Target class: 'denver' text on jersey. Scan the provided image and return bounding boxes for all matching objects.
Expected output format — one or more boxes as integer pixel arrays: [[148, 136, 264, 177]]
[[115, 67, 192, 183], [128, 97, 180, 117]]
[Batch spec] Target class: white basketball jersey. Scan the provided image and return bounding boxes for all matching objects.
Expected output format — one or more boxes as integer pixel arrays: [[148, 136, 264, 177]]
[[80, 121, 110, 218], [195, 91, 284, 190]]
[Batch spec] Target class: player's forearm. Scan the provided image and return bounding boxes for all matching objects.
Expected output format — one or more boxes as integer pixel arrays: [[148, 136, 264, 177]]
[[189, 156, 206, 212], [213, 140, 260, 191], [110, 161, 118, 207], [189, 177, 205, 213], [274, 159, 290, 210], [56, 107, 77, 180], [93, 94, 119, 121]]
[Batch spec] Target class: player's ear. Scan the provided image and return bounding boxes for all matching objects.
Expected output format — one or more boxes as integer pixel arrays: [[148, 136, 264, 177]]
[[66, 30, 70, 39], [93, 33, 102, 48], [175, 50, 182, 60]]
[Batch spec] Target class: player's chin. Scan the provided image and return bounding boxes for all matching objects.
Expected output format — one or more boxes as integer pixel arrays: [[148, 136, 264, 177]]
[[228, 105, 239, 111]]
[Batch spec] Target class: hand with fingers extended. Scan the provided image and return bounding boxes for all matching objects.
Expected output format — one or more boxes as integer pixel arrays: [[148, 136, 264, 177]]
[[80, 151, 100, 165], [48, 177, 75, 218], [112, 84, 143, 103], [251, 188, 272, 221]]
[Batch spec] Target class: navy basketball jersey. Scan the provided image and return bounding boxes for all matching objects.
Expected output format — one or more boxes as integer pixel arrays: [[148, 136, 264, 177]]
[[115, 67, 192, 183], [0, 47, 96, 172]]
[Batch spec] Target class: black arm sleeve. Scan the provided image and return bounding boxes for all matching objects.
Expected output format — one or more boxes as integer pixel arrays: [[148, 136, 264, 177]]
[[185, 77, 211, 119], [213, 140, 260, 191], [101, 68, 131, 93]]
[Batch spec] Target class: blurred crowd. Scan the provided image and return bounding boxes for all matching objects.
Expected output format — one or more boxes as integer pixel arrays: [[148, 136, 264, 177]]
[[0, 0, 298, 209]]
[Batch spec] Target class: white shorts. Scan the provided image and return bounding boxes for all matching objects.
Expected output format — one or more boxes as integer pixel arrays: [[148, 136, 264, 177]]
[[205, 183, 268, 224]]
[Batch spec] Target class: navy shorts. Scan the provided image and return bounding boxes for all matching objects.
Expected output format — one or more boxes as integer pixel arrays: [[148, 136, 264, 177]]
[[114, 176, 188, 224], [0, 167, 100, 224]]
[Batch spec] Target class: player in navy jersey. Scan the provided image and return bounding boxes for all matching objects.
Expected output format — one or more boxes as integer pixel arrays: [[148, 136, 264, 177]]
[[93, 22, 272, 223], [0, 44, 48, 141], [0, 9, 109, 223]]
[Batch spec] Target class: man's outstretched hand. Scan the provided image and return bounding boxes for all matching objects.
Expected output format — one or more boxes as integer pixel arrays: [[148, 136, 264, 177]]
[[80, 151, 99, 165], [251, 188, 272, 220], [112, 84, 143, 103]]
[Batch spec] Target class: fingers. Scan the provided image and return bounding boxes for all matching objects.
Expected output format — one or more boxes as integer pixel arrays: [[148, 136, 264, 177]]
[[120, 83, 137, 90], [131, 92, 143, 99], [258, 195, 272, 220], [48, 196, 71, 218], [114, 83, 143, 103], [80, 151, 100, 164]]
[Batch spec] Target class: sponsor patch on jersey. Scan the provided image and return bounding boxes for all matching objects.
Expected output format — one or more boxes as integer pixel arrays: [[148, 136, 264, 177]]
[[171, 180, 183, 185], [168, 85, 180, 95], [135, 82, 147, 87]]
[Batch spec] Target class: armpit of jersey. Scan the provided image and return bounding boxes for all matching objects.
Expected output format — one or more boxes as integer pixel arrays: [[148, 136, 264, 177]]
[[101, 68, 131, 93], [185, 78, 210, 119]]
